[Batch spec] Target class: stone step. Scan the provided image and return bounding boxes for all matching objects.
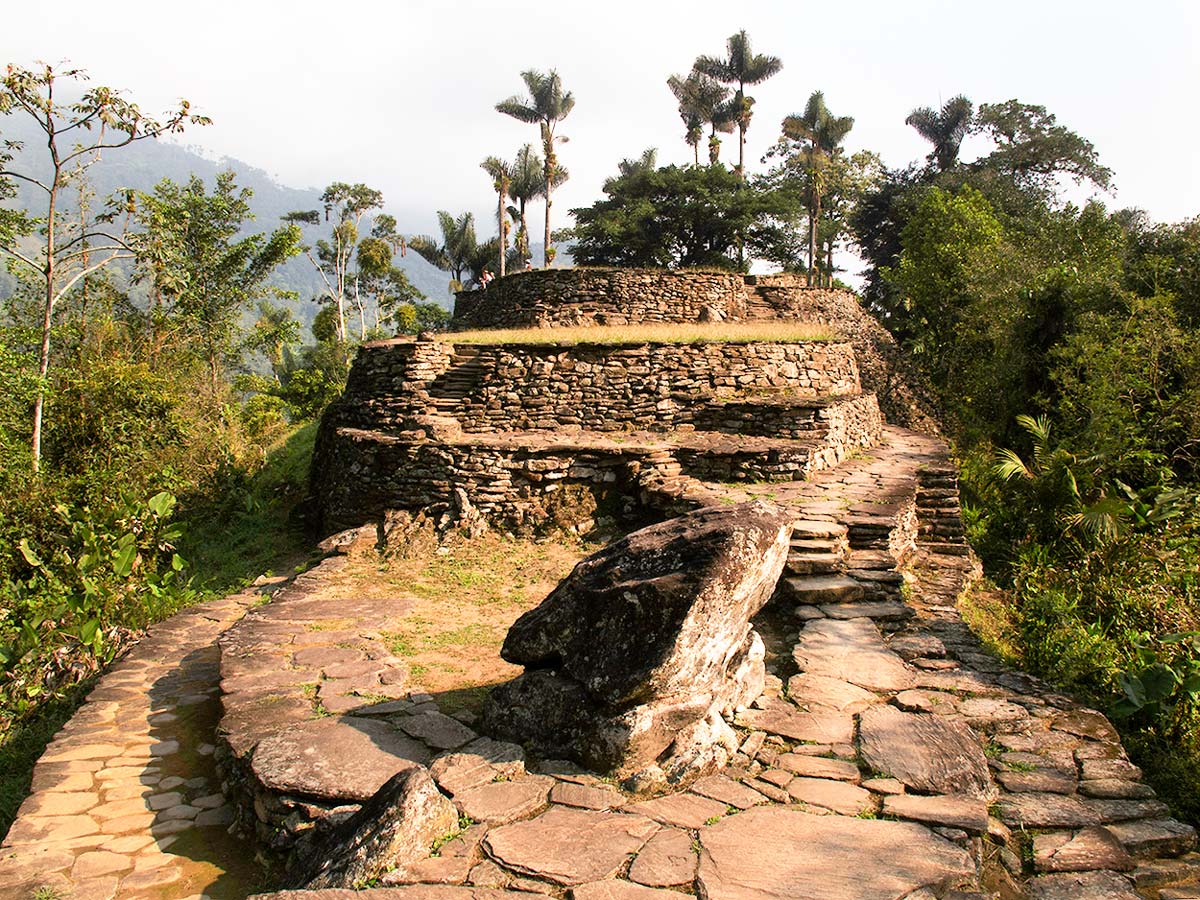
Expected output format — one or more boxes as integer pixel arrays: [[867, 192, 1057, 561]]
[[781, 575, 865, 605], [790, 520, 848, 540], [786, 552, 844, 576], [791, 538, 844, 554]]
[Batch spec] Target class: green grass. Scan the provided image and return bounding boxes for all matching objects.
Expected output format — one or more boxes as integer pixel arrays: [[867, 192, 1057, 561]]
[[0, 677, 95, 842], [442, 322, 836, 346], [178, 422, 318, 594]]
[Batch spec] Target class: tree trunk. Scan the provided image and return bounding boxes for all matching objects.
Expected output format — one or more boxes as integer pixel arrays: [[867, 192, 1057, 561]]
[[807, 200, 816, 288], [497, 189, 507, 277], [826, 242, 834, 288], [543, 160, 553, 269], [31, 172, 60, 474]]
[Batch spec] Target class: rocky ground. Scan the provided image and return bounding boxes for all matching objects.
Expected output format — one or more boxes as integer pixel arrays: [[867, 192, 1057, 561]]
[[3, 429, 1199, 900]]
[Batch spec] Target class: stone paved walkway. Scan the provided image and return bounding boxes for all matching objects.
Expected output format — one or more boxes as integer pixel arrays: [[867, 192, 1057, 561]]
[[6, 429, 1200, 900], [0, 588, 268, 900]]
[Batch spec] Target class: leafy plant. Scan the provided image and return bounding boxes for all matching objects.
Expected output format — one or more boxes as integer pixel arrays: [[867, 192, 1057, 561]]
[[1, 491, 192, 668], [1113, 631, 1200, 740]]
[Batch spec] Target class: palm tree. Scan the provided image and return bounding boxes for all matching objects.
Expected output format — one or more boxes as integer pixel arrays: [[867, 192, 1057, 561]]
[[782, 91, 855, 285], [667, 71, 733, 166], [496, 69, 575, 267], [480, 156, 513, 277], [906, 95, 974, 172], [409, 211, 478, 292], [506, 144, 569, 269], [615, 148, 658, 180], [694, 30, 783, 176]]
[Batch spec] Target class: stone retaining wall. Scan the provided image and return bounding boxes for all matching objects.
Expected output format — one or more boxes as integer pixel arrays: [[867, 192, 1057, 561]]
[[452, 268, 749, 328], [449, 269, 940, 432], [452, 342, 861, 433], [327, 339, 863, 437]]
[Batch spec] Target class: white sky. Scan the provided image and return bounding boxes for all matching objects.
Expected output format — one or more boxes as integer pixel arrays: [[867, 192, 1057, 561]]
[[4, 0, 1198, 265]]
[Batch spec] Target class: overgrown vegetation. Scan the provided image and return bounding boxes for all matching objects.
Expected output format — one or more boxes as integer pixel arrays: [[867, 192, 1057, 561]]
[[0, 66, 395, 840], [854, 96, 1200, 820]]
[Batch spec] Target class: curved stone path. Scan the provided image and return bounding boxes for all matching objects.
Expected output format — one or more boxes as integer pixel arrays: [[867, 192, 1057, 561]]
[[5, 429, 1200, 900], [0, 588, 269, 899]]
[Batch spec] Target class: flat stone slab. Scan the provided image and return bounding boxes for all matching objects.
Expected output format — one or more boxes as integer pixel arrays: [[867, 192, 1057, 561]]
[[482, 806, 658, 886], [250, 717, 430, 801], [1106, 818, 1198, 859], [549, 781, 625, 811], [1026, 870, 1142, 900], [996, 793, 1102, 829], [776, 754, 861, 783], [627, 826, 697, 887], [626, 793, 729, 829], [786, 674, 878, 714], [784, 575, 864, 605], [697, 806, 974, 900], [735, 703, 854, 745], [858, 706, 991, 798], [882, 794, 988, 833], [785, 777, 872, 816], [429, 738, 525, 796], [997, 769, 1078, 795], [453, 777, 551, 825], [397, 712, 478, 750], [819, 601, 913, 621], [689, 775, 769, 810], [1034, 826, 1135, 873], [573, 883, 684, 900], [792, 619, 912, 692]]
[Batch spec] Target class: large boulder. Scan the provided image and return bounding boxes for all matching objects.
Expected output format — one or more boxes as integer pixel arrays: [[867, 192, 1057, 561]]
[[483, 501, 792, 789], [288, 767, 458, 889]]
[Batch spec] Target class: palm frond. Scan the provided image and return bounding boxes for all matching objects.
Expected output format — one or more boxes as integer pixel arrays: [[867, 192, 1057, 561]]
[[994, 447, 1033, 481]]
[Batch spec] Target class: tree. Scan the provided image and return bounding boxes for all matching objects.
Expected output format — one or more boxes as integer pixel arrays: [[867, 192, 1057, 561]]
[[782, 91, 854, 284], [496, 69, 575, 267], [906, 95, 974, 173], [611, 148, 658, 182], [133, 173, 301, 390], [694, 30, 782, 176], [0, 63, 209, 472], [666, 70, 733, 166], [973, 100, 1113, 196], [245, 301, 301, 385], [480, 155, 513, 277], [284, 182, 384, 342], [410, 211, 479, 291], [571, 163, 780, 270]]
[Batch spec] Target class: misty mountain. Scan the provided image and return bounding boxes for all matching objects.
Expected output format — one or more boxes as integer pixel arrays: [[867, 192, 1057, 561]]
[[0, 113, 457, 326]]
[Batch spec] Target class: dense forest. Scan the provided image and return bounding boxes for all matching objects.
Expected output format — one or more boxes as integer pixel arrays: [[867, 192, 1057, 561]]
[[1, 39, 1197, 839]]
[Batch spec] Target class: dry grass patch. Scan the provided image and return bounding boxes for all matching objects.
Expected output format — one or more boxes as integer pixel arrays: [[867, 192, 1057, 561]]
[[313, 532, 596, 709], [442, 321, 836, 346]]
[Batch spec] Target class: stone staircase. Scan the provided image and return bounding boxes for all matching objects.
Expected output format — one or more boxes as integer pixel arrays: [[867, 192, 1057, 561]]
[[426, 346, 487, 415]]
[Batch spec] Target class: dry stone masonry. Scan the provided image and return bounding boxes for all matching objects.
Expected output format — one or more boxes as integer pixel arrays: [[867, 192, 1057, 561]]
[[6, 268, 1200, 900]]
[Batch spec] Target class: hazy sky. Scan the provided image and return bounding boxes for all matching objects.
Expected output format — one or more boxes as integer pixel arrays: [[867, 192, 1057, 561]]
[[4, 0, 1198, 269]]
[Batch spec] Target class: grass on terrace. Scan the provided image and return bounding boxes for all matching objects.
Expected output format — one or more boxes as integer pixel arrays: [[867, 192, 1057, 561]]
[[442, 321, 836, 346]]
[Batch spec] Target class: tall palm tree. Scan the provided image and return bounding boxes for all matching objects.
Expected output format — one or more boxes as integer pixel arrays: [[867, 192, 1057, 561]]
[[906, 95, 974, 172], [496, 69, 575, 267], [694, 30, 783, 176], [667, 71, 732, 166], [480, 155, 513, 277], [507, 144, 569, 268], [782, 91, 855, 285], [409, 211, 478, 292]]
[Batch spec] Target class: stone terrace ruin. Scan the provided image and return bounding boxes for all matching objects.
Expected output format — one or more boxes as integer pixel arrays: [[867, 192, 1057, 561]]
[[5, 268, 1200, 900]]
